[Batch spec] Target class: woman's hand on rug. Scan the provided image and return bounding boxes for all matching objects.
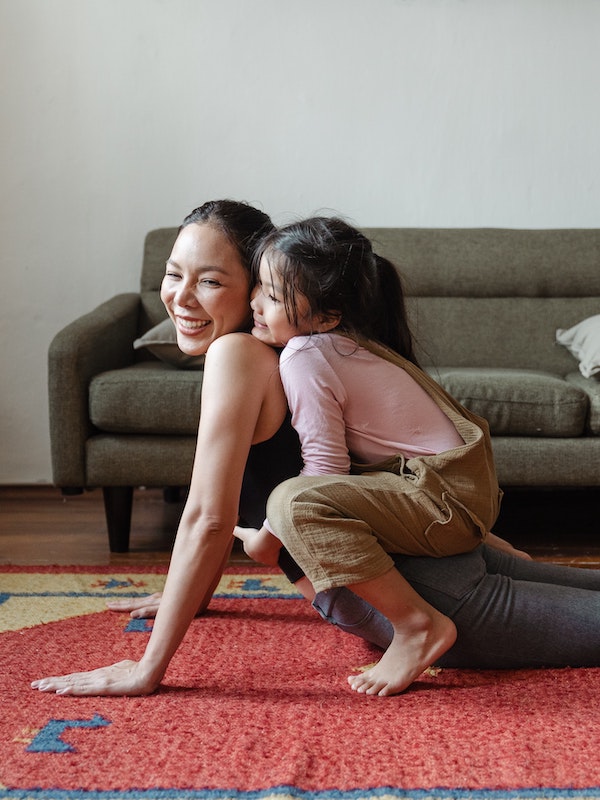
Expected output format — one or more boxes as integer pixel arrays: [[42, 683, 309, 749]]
[[31, 660, 160, 697], [106, 592, 164, 618], [106, 592, 210, 619]]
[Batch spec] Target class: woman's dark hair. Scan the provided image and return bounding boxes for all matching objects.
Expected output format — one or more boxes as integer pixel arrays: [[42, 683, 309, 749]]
[[181, 200, 275, 273], [255, 216, 419, 365]]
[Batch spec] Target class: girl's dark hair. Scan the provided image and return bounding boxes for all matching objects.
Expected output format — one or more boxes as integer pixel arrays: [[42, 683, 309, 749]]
[[256, 216, 419, 365], [181, 200, 275, 273]]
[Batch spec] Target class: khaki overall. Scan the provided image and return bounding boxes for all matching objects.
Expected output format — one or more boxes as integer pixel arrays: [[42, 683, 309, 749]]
[[267, 341, 503, 594]]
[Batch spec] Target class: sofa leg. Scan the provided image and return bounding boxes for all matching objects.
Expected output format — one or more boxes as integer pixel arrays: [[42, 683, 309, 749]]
[[102, 486, 133, 553], [163, 486, 182, 503]]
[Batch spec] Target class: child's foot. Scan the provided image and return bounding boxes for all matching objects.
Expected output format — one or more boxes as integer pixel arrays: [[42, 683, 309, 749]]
[[347, 609, 456, 696], [233, 525, 282, 566]]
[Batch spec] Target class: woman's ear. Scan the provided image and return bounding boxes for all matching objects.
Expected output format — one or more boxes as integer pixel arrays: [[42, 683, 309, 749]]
[[314, 312, 341, 333]]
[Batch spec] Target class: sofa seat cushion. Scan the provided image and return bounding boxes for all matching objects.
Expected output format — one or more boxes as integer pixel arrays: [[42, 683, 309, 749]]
[[90, 363, 203, 435], [565, 372, 600, 435], [89, 364, 593, 440], [426, 367, 588, 437]]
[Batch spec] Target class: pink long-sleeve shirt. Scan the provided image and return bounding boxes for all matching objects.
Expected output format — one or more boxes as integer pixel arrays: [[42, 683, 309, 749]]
[[279, 333, 464, 476]]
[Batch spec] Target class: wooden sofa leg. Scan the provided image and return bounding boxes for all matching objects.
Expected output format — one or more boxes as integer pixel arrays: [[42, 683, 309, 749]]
[[163, 486, 182, 503], [102, 486, 133, 553]]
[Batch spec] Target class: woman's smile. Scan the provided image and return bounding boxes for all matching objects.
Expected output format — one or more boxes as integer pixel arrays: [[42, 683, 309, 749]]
[[176, 316, 212, 332]]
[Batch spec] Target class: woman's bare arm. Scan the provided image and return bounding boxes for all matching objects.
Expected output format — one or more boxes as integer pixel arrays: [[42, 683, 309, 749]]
[[106, 536, 234, 619], [32, 334, 286, 696]]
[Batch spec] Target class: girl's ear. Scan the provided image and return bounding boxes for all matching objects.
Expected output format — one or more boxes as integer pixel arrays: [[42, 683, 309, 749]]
[[313, 312, 341, 333]]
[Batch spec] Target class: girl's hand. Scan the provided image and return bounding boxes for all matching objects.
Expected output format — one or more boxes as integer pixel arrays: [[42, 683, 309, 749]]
[[31, 660, 160, 697], [233, 525, 282, 566], [486, 531, 533, 560]]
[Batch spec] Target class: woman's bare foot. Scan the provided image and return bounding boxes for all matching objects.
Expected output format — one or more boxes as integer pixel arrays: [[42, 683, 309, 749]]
[[348, 607, 456, 696], [233, 525, 282, 566]]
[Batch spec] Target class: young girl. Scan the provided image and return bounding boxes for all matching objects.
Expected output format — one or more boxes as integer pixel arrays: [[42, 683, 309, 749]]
[[237, 216, 505, 696]]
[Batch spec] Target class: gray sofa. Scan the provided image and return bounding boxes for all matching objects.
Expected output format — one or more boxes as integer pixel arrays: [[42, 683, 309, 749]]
[[48, 227, 600, 552]]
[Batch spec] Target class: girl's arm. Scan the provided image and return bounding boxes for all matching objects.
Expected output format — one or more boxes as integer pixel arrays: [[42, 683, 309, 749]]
[[32, 334, 287, 696]]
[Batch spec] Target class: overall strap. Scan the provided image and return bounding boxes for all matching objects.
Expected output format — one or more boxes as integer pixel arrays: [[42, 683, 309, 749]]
[[355, 338, 502, 533]]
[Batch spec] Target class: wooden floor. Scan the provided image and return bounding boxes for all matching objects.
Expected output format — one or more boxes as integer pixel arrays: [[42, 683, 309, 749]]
[[0, 486, 251, 567], [1, 485, 599, 568]]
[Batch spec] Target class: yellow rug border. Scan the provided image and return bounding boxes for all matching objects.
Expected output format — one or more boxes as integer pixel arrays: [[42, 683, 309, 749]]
[[0, 570, 300, 633]]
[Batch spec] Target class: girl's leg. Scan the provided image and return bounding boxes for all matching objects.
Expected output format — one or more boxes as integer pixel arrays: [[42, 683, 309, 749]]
[[268, 475, 459, 695], [345, 566, 457, 695], [267, 473, 482, 594]]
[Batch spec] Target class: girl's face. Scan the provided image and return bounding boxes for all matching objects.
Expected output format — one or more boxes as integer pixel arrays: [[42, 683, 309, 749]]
[[250, 254, 319, 347], [160, 222, 252, 355]]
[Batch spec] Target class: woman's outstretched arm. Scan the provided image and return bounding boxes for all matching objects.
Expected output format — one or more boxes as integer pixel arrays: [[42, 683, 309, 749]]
[[32, 334, 287, 696], [106, 539, 233, 619]]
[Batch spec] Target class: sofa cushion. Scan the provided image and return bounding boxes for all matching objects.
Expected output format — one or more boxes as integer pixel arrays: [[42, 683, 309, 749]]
[[90, 363, 203, 435], [565, 372, 600, 435], [556, 314, 600, 378], [133, 318, 205, 369], [426, 367, 588, 437]]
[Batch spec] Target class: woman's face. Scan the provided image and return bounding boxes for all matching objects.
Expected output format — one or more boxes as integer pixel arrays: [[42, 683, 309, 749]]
[[160, 222, 252, 355]]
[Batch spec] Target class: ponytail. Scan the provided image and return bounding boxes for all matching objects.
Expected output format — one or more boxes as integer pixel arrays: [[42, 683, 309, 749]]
[[371, 254, 420, 366]]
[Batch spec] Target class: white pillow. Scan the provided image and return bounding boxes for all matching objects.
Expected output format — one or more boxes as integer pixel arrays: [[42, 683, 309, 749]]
[[134, 318, 205, 369], [556, 314, 600, 378]]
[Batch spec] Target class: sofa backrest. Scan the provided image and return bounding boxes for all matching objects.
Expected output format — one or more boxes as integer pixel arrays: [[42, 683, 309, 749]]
[[363, 228, 600, 374], [140, 226, 600, 376]]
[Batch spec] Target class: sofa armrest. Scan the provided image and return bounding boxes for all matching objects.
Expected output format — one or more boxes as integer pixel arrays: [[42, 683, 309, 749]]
[[566, 372, 600, 435], [48, 293, 141, 486]]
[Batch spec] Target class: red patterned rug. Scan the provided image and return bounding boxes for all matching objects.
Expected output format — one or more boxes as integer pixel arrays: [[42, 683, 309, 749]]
[[2, 565, 600, 800]]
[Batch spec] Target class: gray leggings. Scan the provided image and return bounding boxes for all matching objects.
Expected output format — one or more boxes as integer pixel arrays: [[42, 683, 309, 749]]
[[312, 544, 600, 668]]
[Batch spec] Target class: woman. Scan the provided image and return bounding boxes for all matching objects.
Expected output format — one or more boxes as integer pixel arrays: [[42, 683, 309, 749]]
[[32, 199, 303, 695]]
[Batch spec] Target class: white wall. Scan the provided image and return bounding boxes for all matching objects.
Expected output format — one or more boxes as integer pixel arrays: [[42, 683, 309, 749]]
[[1, 0, 599, 483]]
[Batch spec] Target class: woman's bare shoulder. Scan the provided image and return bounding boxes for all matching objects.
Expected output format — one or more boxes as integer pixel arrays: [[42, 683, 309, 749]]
[[206, 332, 279, 367], [202, 333, 286, 442]]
